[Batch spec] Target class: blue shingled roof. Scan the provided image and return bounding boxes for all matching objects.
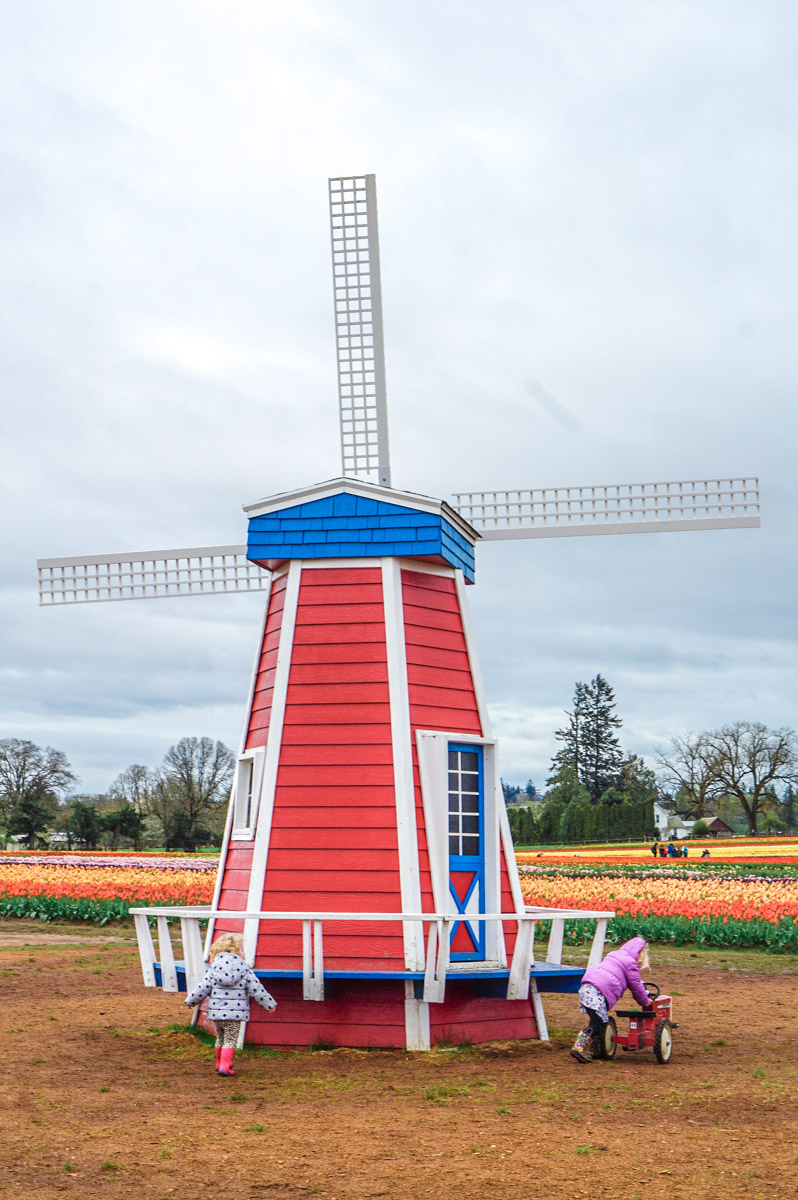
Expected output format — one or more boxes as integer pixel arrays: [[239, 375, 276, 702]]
[[246, 491, 475, 581]]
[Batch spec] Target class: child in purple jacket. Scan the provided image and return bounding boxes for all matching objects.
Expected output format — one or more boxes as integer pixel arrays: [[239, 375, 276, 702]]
[[570, 936, 653, 1063]]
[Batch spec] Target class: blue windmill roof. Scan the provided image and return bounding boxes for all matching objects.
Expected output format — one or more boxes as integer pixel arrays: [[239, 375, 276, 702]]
[[243, 478, 479, 582]]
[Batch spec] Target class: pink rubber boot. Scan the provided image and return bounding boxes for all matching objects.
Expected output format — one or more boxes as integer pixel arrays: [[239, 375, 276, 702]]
[[215, 1045, 222, 1072], [218, 1047, 236, 1077]]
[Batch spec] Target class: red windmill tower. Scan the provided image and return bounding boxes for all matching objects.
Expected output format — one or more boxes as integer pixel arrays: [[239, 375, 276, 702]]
[[38, 175, 760, 1050]]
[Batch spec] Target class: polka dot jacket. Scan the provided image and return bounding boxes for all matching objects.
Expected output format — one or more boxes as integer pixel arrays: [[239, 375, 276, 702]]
[[184, 952, 277, 1022]]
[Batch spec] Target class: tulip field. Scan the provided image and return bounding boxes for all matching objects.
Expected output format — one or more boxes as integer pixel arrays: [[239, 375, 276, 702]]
[[0, 854, 216, 923], [518, 838, 798, 952], [1, 842, 798, 949]]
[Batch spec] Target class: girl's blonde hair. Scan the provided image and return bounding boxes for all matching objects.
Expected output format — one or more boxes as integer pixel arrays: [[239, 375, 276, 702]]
[[209, 933, 244, 962], [638, 945, 651, 972]]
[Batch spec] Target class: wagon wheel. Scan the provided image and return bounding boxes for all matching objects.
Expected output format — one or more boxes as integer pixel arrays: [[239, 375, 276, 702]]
[[593, 1015, 617, 1061], [654, 1019, 673, 1064]]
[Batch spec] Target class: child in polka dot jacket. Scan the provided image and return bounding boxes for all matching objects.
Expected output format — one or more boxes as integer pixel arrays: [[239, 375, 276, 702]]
[[185, 933, 277, 1076]]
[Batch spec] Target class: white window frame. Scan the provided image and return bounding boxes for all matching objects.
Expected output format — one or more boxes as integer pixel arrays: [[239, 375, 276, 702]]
[[415, 730, 505, 966], [231, 748, 265, 840]]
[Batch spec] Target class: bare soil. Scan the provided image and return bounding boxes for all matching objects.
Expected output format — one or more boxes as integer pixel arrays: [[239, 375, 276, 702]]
[[0, 921, 796, 1200]]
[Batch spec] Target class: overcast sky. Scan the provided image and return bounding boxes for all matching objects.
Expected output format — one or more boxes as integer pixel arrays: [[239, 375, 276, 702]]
[[1, 0, 796, 794]]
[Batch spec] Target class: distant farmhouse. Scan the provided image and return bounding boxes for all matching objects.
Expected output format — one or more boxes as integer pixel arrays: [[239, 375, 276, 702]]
[[654, 801, 734, 839]]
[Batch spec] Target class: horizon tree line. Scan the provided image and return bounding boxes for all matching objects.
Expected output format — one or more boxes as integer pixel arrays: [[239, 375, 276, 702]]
[[0, 736, 234, 852]]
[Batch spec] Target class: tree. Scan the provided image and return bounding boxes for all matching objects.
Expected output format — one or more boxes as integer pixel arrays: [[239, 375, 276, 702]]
[[705, 722, 798, 836], [780, 784, 798, 832], [0, 739, 76, 833], [108, 764, 155, 817], [552, 675, 623, 803], [551, 681, 589, 782], [66, 798, 104, 849], [148, 737, 234, 850], [102, 803, 145, 850], [656, 733, 716, 819], [7, 787, 59, 848]]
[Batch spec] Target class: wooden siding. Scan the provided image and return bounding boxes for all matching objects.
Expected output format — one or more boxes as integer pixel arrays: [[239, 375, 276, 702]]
[[245, 574, 287, 752], [402, 568, 523, 966], [428, 982, 538, 1043], [402, 569, 483, 925], [254, 566, 404, 970], [213, 842, 254, 938], [202, 979, 408, 1049]]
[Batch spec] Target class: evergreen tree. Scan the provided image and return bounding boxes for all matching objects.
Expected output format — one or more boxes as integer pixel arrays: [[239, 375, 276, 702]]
[[551, 675, 623, 803], [550, 681, 589, 782], [581, 674, 624, 802]]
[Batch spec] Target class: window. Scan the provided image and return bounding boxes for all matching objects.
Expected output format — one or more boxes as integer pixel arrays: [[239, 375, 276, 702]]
[[232, 750, 264, 838], [448, 747, 482, 859]]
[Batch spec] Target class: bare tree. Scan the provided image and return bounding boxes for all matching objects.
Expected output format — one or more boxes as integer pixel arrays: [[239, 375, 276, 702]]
[[0, 739, 76, 839], [705, 722, 798, 836], [655, 733, 717, 819], [108, 763, 156, 817], [150, 737, 235, 850]]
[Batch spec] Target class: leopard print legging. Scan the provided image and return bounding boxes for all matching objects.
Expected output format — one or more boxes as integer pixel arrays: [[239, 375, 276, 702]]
[[213, 1020, 241, 1048]]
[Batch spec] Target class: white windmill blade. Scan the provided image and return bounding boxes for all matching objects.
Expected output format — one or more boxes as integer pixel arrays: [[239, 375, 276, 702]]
[[329, 174, 391, 487], [452, 477, 761, 540], [37, 545, 269, 606]]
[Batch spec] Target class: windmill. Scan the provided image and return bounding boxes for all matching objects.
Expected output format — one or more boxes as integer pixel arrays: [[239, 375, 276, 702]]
[[38, 175, 760, 1051]]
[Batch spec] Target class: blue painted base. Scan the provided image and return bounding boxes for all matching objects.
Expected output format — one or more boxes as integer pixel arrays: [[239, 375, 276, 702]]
[[153, 960, 585, 995]]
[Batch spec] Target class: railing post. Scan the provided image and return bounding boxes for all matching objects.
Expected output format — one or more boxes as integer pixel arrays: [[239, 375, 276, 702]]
[[180, 916, 205, 993], [506, 916, 536, 1000], [133, 912, 157, 987], [587, 917, 608, 967], [302, 918, 324, 1001], [157, 915, 178, 992], [423, 919, 449, 1004], [546, 917, 565, 965]]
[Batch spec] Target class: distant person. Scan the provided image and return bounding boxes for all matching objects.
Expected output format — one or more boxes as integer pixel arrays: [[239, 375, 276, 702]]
[[701, 848, 711, 859], [682, 844, 688, 858], [570, 937, 653, 1063], [651, 841, 659, 858], [184, 933, 277, 1077], [658, 845, 667, 858], [667, 842, 676, 857]]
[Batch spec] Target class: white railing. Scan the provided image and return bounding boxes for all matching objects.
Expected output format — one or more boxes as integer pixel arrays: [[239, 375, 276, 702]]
[[130, 905, 613, 1026]]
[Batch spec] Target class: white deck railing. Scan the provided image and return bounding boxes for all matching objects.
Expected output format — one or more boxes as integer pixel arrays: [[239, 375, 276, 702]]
[[130, 904, 613, 1036]]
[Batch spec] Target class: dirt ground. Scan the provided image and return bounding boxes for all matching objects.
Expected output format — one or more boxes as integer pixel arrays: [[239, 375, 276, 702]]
[[0, 921, 796, 1200]]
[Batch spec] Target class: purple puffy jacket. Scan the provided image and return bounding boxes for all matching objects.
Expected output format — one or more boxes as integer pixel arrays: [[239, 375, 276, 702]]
[[580, 936, 651, 1010]]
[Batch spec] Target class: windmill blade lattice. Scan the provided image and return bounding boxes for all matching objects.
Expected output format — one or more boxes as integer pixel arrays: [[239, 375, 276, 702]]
[[37, 545, 268, 605], [452, 477, 760, 540], [329, 175, 391, 487]]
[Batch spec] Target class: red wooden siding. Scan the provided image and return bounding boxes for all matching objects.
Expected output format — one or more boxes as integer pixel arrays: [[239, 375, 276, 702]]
[[213, 843, 254, 937], [402, 569, 483, 924], [429, 983, 537, 1043], [402, 568, 522, 965], [245, 573, 287, 752], [254, 566, 404, 971]]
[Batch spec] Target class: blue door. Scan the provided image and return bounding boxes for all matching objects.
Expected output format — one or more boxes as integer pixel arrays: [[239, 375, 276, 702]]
[[447, 744, 485, 961]]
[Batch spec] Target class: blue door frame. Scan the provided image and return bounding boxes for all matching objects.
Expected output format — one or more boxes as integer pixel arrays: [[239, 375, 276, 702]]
[[447, 743, 486, 961]]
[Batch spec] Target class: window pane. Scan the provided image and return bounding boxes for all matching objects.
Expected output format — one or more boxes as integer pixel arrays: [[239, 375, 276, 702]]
[[461, 752, 478, 771], [448, 814, 459, 832], [462, 794, 479, 813], [461, 773, 479, 791], [462, 814, 479, 833], [448, 772, 459, 790], [462, 836, 479, 856], [448, 750, 459, 769], [449, 833, 459, 854]]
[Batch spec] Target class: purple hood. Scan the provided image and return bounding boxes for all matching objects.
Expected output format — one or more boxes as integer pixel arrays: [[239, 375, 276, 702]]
[[581, 937, 650, 1010]]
